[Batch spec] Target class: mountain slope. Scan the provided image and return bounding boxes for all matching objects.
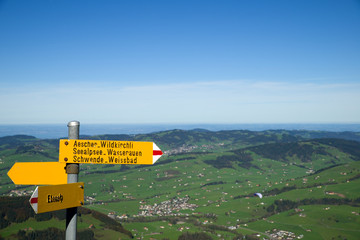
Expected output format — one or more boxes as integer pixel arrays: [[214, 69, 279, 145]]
[[1, 130, 360, 239]]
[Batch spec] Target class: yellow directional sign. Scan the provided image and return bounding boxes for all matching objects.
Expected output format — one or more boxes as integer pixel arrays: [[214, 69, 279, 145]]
[[30, 182, 84, 214], [7, 162, 67, 185], [59, 139, 163, 165]]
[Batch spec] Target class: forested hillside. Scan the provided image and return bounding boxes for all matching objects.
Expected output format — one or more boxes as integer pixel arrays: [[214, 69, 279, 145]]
[[1, 129, 360, 239]]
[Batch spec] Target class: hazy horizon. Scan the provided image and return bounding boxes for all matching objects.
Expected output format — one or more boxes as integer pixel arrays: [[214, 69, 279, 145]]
[[1, 123, 359, 139]]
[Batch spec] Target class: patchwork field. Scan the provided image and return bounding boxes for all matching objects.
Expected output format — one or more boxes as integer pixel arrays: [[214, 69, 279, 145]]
[[1, 130, 360, 239]]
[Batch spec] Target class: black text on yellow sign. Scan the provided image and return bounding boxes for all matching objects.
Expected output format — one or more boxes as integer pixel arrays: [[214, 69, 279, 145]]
[[30, 182, 84, 214], [59, 139, 163, 165]]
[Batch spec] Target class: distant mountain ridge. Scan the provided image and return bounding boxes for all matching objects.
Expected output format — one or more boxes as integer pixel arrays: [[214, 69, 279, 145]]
[[1, 129, 360, 152], [87, 129, 360, 152], [1, 123, 359, 139]]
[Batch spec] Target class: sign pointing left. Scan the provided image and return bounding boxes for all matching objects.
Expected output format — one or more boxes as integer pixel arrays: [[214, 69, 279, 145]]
[[7, 162, 67, 185]]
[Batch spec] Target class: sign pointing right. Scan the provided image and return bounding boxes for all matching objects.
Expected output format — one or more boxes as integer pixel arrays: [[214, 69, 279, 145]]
[[153, 142, 163, 164], [59, 139, 163, 165]]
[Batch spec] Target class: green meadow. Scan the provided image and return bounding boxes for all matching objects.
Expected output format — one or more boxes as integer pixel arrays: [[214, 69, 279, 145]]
[[1, 130, 360, 239]]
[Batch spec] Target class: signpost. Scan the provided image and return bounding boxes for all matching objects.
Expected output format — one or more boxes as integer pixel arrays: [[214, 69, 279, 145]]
[[7, 162, 67, 185], [7, 121, 164, 240], [29, 182, 84, 214], [59, 139, 163, 165]]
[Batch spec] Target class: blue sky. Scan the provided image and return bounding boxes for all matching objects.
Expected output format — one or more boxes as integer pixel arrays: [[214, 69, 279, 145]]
[[1, 0, 359, 124]]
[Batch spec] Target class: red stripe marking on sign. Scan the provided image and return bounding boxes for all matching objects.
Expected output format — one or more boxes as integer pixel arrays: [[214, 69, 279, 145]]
[[153, 150, 163, 156], [30, 198, 38, 204]]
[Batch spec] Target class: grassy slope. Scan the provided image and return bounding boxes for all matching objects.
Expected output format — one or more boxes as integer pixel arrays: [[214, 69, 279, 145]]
[[1, 131, 360, 239]]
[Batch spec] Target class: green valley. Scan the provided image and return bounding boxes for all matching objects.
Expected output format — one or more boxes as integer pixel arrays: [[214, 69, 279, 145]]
[[1, 129, 360, 239]]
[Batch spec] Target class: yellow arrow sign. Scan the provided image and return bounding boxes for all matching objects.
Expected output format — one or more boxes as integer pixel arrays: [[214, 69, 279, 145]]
[[7, 162, 67, 185], [59, 139, 163, 165], [30, 182, 84, 214]]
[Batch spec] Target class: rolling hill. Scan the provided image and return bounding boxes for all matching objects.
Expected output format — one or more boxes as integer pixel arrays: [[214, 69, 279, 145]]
[[1, 129, 360, 239]]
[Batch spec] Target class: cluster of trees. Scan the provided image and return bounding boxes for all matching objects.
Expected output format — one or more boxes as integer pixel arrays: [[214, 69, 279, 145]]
[[249, 141, 328, 163], [16, 228, 94, 240], [314, 138, 360, 160], [348, 173, 360, 181], [0, 197, 133, 239], [201, 181, 225, 188], [266, 199, 299, 213], [176, 231, 257, 240], [233, 185, 297, 200], [267, 197, 360, 214], [176, 230, 259, 240], [313, 164, 341, 174], [204, 156, 234, 169], [264, 186, 297, 196], [177, 232, 213, 240], [232, 149, 258, 169], [204, 150, 256, 170], [0, 197, 35, 229], [248, 137, 360, 164]]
